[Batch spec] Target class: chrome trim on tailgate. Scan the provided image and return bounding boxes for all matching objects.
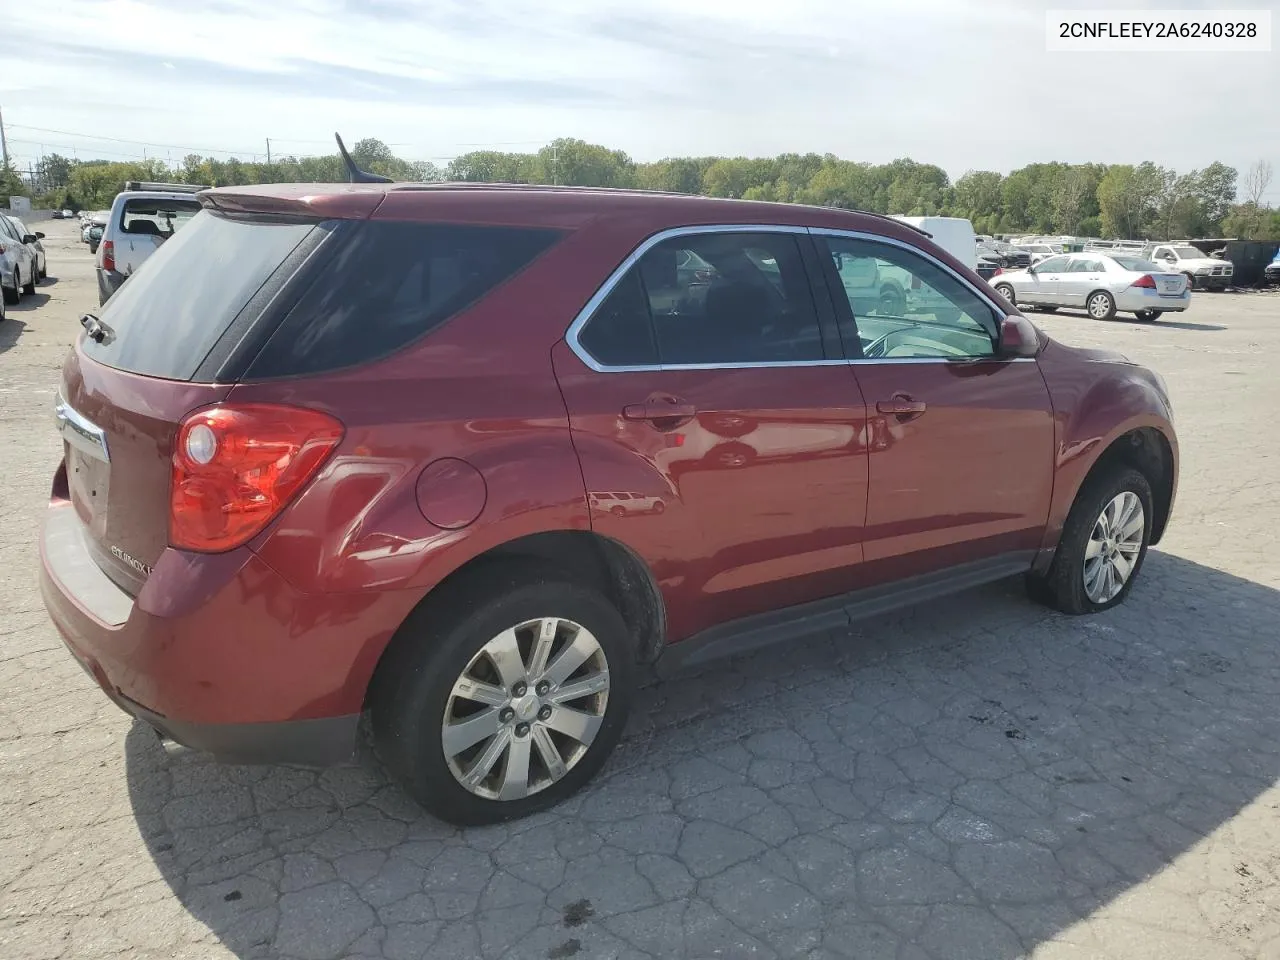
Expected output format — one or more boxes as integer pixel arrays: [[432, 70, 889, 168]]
[[55, 392, 110, 463]]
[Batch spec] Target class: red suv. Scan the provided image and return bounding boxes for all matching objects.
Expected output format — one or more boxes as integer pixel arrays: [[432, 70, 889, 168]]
[[40, 183, 1177, 825]]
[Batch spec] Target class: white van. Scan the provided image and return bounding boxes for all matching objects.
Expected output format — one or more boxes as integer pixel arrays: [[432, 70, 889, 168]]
[[96, 181, 206, 305], [892, 216, 977, 270]]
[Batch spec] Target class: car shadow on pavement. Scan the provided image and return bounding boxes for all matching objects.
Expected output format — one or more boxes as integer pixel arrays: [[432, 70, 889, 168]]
[[1145, 318, 1229, 331], [124, 550, 1280, 960], [1042, 310, 1228, 331], [0, 316, 29, 354], [10, 292, 52, 312]]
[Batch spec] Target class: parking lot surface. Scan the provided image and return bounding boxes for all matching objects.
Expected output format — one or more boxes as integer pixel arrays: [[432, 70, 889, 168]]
[[2, 219, 1279, 960]]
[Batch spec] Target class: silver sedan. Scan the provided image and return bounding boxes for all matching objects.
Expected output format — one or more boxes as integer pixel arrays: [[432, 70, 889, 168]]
[[991, 253, 1190, 322]]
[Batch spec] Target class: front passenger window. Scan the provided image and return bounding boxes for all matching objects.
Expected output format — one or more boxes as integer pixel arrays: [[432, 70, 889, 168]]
[[821, 236, 998, 360]]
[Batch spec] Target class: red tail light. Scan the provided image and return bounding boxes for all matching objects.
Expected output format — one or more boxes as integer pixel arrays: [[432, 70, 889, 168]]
[[1131, 274, 1157, 289], [170, 404, 344, 552], [101, 240, 115, 272], [991, 267, 1003, 277]]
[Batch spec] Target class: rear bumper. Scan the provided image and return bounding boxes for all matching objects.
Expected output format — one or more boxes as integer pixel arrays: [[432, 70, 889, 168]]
[[96, 267, 125, 305], [39, 500, 416, 766], [1113, 287, 1191, 313]]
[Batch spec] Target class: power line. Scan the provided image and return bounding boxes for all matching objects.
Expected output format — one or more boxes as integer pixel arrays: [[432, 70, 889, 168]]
[[6, 123, 262, 157]]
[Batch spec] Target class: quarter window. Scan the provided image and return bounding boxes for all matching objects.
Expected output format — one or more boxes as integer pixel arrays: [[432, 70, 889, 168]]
[[249, 221, 562, 378], [576, 231, 825, 367], [820, 236, 998, 360]]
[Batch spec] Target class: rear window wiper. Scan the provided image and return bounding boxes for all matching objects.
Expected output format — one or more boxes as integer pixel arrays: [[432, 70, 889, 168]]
[[80, 313, 114, 344]]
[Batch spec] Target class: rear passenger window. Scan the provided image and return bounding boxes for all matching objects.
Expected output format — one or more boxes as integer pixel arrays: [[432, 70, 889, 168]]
[[574, 231, 824, 367], [249, 222, 562, 378]]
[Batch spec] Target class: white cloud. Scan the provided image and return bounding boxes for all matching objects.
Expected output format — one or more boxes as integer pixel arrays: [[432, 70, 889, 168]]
[[2, 0, 1275, 182]]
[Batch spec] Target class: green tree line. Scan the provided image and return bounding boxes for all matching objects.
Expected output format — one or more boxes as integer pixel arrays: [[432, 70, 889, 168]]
[[17, 137, 1279, 241]]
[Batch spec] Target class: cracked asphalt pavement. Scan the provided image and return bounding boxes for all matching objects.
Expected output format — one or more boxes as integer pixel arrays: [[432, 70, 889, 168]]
[[2, 219, 1279, 960]]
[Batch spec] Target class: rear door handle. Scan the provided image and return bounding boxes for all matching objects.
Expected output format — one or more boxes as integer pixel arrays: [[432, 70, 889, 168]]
[[876, 395, 927, 421], [623, 395, 697, 429]]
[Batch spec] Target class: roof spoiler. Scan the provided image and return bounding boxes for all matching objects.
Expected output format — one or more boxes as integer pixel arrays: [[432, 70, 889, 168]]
[[335, 133, 393, 184], [124, 181, 207, 193]]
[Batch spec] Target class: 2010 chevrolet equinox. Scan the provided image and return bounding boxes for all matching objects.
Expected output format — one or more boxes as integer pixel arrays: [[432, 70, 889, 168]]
[[40, 182, 1177, 825]]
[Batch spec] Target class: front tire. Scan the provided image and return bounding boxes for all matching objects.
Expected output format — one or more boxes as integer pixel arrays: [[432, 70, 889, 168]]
[[1086, 290, 1116, 321], [1028, 467, 1153, 615], [21, 265, 36, 295], [372, 563, 634, 825], [994, 283, 1015, 305], [2, 280, 16, 305]]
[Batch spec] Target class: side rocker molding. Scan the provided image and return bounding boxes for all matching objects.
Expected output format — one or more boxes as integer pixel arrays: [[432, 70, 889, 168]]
[[655, 551, 1037, 677]]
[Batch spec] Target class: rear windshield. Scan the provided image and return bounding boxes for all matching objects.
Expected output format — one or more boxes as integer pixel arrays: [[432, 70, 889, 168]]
[[120, 197, 202, 238], [84, 210, 318, 379]]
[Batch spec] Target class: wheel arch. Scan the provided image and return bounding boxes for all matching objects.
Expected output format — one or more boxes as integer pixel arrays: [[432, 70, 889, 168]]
[[1035, 420, 1177, 574], [1076, 427, 1175, 543], [364, 528, 666, 711]]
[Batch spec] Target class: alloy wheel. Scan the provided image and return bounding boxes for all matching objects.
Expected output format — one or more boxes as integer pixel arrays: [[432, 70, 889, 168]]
[[441, 617, 610, 801], [1088, 293, 1113, 319], [1083, 491, 1144, 603]]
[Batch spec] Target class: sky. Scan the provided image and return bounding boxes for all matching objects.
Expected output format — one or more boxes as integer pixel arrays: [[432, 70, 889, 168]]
[[2, 0, 1277, 193]]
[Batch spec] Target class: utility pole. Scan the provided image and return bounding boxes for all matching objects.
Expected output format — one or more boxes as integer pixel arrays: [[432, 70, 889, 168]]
[[266, 138, 271, 164], [0, 104, 9, 167]]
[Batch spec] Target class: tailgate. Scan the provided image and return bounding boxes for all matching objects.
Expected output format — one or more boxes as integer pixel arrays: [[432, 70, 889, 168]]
[[58, 345, 232, 594]]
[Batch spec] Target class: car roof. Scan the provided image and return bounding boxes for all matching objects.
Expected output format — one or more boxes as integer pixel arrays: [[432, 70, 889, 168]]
[[197, 181, 935, 243]]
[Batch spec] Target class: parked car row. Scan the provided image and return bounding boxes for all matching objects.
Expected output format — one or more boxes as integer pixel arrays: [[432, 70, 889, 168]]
[[79, 211, 110, 254], [991, 252, 1191, 321], [0, 212, 48, 321]]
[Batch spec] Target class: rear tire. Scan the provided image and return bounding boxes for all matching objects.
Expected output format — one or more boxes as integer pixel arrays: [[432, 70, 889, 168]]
[[371, 561, 634, 826], [1086, 290, 1116, 321], [1027, 467, 1153, 615], [994, 283, 1015, 304], [1134, 310, 1162, 322], [2, 280, 16, 306]]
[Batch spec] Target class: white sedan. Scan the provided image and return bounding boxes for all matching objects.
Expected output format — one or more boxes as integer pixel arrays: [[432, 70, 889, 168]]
[[991, 253, 1190, 322]]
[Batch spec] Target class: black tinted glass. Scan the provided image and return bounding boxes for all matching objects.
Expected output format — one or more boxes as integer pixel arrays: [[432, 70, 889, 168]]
[[84, 210, 317, 380], [645, 232, 823, 364], [248, 221, 561, 378], [577, 269, 658, 366]]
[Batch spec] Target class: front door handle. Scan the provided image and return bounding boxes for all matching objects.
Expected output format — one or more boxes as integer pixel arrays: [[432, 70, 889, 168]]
[[623, 395, 697, 430], [876, 395, 927, 421]]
